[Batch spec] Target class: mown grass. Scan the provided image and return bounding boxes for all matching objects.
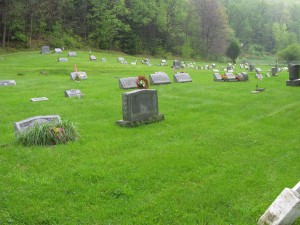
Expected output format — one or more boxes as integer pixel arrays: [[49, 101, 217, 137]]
[[0, 50, 299, 225]]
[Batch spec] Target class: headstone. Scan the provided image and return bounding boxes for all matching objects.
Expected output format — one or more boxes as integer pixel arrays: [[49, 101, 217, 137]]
[[271, 67, 277, 76], [119, 77, 138, 89], [160, 59, 167, 66], [30, 97, 48, 102], [225, 73, 237, 82], [58, 58, 68, 62], [258, 183, 300, 225], [41, 46, 50, 54], [90, 55, 96, 60], [0, 80, 16, 86], [287, 64, 300, 86], [117, 57, 125, 62], [236, 73, 248, 81], [256, 68, 262, 73], [14, 115, 61, 134], [174, 72, 192, 83], [250, 64, 255, 72], [256, 74, 263, 80], [266, 73, 270, 78], [116, 89, 164, 127], [54, 48, 62, 53], [173, 60, 182, 69], [213, 69, 219, 73], [70, 72, 88, 80], [101, 58, 107, 62], [65, 89, 84, 98], [149, 72, 171, 85], [68, 51, 77, 57], [213, 73, 222, 81], [227, 66, 233, 73]]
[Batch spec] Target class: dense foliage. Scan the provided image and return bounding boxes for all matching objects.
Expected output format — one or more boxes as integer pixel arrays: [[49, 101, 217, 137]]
[[1, 0, 300, 58]]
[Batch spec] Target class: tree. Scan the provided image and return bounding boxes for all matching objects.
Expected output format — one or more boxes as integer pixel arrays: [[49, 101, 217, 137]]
[[278, 43, 300, 63], [226, 40, 241, 63]]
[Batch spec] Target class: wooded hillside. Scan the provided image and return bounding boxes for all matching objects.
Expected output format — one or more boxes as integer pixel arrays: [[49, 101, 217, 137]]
[[1, 0, 300, 59]]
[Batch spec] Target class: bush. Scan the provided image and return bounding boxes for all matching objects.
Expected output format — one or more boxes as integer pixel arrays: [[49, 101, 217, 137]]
[[16, 120, 79, 146]]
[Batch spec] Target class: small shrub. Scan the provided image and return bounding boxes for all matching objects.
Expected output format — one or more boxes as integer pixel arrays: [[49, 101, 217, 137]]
[[16, 120, 79, 146]]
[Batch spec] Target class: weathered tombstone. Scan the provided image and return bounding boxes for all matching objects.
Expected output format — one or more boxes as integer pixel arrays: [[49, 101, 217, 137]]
[[149, 72, 171, 85], [213, 73, 222, 81], [70, 72, 88, 80], [68, 51, 77, 57], [90, 55, 96, 60], [58, 58, 68, 62], [14, 115, 61, 134], [271, 67, 277, 76], [41, 46, 50, 54], [286, 64, 300, 86], [0, 80, 16, 86], [174, 72, 192, 83], [54, 48, 62, 53], [250, 64, 255, 72], [256, 68, 262, 73], [256, 74, 263, 80], [241, 72, 249, 81], [266, 73, 270, 78], [236, 72, 248, 81], [116, 89, 164, 127], [258, 182, 300, 225], [227, 66, 233, 73], [30, 97, 48, 102], [225, 73, 237, 82], [101, 58, 107, 62], [119, 77, 138, 89], [173, 60, 182, 70], [65, 89, 84, 98]]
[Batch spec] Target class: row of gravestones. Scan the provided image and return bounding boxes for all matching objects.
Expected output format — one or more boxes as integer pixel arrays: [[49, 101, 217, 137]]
[[213, 72, 249, 82], [119, 72, 192, 89]]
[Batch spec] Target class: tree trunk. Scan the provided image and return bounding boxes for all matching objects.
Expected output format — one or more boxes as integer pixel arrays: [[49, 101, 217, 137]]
[[2, 23, 6, 48]]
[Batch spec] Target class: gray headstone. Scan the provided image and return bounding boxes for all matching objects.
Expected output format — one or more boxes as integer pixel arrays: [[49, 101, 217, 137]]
[[256, 68, 262, 73], [118, 57, 125, 62], [271, 67, 277, 76], [65, 89, 84, 98], [30, 97, 48, 102], [250, 64, 255, 72], [173, 60, 182, 69], [288, 64, 300, 80], [54, 48, 62, 53], [116, 89, 164, 127], [0, 80, 16, 86], [236, 72, 248, 81], [227, 66, 233, 72], [68, 51, 77, 57], [70, 72, 88, 80], [58, 58, 68, 62], [14, 115, 61, 134], [119, 77, 137, 89], [101, 58, 107, 62], [149, 72, 171, 85], [256, 74, 263, 80], [174, 73, 192, 83], [225, 73, 237, 81], [41, 46, 50, 54], [213, 73, 222, 81], [90, 55, 96, 60]]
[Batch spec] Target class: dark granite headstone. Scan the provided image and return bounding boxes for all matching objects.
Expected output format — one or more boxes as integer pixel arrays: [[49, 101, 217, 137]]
[[0, 80, 16, 86], [173, 60, 182, 69], [70, 72, 88, 80], [41, 46, 50, 54], [227, 66, 233, 72], [250, 64, 255, 72], [213, 73, 222, 81], [271, 67, 277, 76], [90, 55, 96, 60], [65, 89, 84, 98], [68, 52, 77, 57], [149, 72, 171, 85], [174, 73, 192, 83], [119, 77, 138, 89], [14, 115, 61, 134], [287, 64, 300, 86], [116, 89, 164, 127]]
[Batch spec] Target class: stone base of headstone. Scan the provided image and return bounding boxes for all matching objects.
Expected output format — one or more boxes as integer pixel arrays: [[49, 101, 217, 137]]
[[258, 187, 300, 225], [116, 113, 164, 127], [286, 79, 300, 86]]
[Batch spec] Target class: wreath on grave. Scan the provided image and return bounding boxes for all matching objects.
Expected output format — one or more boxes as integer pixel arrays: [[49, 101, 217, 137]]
[[136, 75, 149, 89]]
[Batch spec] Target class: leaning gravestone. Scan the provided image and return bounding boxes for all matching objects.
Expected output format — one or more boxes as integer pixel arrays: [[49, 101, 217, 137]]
[[90, 55, 96, 60], [174, 72, 192, 83], [213, 73, 222, 81], [149, 72, 171, 85], [119, 77, 138, 89], [58, 58, 68, 62], [68, 51, 77, 57], [116, 89, 164, 127], [14, 115, 61, 134], [258, 182, 300, 225], [286, 64, 300, 86], [65, 89, 84, 98], [0, 80, 16, 86], [70, 72, 88, 80], [41, 46, 50, 54]]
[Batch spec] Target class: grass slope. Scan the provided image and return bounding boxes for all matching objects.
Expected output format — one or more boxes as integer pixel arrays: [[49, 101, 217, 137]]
[[0, 51, 299, 225]]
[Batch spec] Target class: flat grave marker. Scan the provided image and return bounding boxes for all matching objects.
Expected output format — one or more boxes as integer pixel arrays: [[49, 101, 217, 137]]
[[68, 51, 77, 57], [213, 73, 222, 81], [65, 89, 84, 98], [0, 80, 16, 86], [70, 72, 88, 80], [149, 72, 171, 85], [58, 58, 68, 62], [174, 72, 192, 83], [30, 97, 48, 102], [119, 77, 138, 89]]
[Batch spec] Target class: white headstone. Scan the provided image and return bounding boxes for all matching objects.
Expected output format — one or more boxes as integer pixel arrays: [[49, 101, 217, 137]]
[[68, 51, 77, 57], [70, 72, 88, 80], [65, 89, 84, 98], [0, 80, 16, 86], [30, 97, 48, 102]]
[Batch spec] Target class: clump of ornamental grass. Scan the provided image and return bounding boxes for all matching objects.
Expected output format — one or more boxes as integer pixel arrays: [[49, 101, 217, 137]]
[[16, 120, 79, 146]]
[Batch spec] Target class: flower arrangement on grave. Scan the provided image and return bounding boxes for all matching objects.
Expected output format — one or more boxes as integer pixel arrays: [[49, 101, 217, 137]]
[[136, 75, 149, 89], [235, 74, 241, 81], [221, 74, 228, 81]]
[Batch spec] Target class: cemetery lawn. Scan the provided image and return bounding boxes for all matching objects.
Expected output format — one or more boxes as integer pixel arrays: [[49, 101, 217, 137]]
[[0, 51, 300, 225]]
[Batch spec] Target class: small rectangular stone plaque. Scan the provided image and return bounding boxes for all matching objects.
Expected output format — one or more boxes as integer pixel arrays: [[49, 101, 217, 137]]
[[14, 115, 61, 134], [0, 80, 16, 86], [68, 51, 77, 57], [225, 73, 237, 81], [54, 48, 62, 53], [41, 46, 50, 54], [213, 73, 222, 81], [90, 55, 96, 60], [65, 89, 84, 98], [149, 72, 171, 85], [174, 73, 192, 83], [58, 58, 68, 62], [119, 77, 137, 89], [31, 97, 48, 102], [70, 72, 88, 80]]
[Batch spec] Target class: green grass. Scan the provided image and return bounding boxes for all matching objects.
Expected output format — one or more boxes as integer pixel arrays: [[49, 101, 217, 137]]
[[0, 50, 299, 225]]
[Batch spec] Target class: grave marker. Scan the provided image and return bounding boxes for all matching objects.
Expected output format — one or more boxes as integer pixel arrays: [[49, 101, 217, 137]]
[[0, 80, 16, 86], [213, 73, 222, 81], [58, 58, 68, 62], [119, 77, 138, 89], [90, 55, 96, 60], [149, 72, 171, 85], [70, 72, 88, 80], [30, 97, 48, 102], [174, 72, 192, 83], [101, 58, 107, 62], [54, 48, 62, 53], [286, 64, 300, 86], [225, 73, 237, 82], [116, 89, 164, 127], [65, 89, 84, 98], [41, 46, 50, 54], [14, 115, 61, 134], [68, 51, 77, 57]]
